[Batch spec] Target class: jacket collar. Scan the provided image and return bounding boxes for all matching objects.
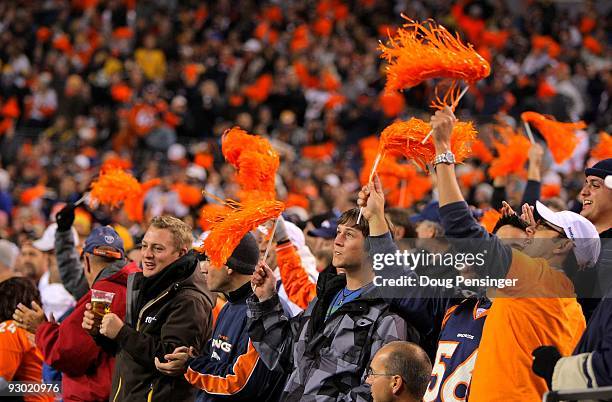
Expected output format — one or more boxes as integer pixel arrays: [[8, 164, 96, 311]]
[[226, 281, 253, 303]]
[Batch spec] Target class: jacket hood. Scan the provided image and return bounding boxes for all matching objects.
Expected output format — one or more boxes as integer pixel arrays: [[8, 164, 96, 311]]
[[95, 260, 140, 286]]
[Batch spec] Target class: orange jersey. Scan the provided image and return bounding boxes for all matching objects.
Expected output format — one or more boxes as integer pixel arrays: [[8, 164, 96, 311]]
[[0, 320, 53, 402], [469, 250, 586, 402]]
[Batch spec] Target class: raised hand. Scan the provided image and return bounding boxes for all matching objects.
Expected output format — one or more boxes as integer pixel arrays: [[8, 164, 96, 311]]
[[251, 261, 276, 302]]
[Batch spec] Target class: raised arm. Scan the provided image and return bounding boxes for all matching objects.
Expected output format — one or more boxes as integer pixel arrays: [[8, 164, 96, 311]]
[[55, 204, 89, 300]]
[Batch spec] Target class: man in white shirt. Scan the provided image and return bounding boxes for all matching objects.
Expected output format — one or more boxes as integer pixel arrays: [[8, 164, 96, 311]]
[[29, 224, 77, 320]]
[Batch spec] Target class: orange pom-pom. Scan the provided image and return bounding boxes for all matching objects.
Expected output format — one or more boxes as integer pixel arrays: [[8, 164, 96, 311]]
[[198, 200, 284, 268], [480, 209, 501, 233], [2, 97, 20, 119], [195, 153, 214, 169], [531, 35, 561, 58], [285, 193, 310, 210], [90, 169, 141, 208], [379, 91, 405, 117], [590, 132, 612, 161], [470, 139, 493, 163], [541, 184, 561, 199], [123, 178, 161, 222], [521, 111, 586, 164], [243, 74, 273, 103], [222, 127, 279, 201], [21, 185, 46, 205], [488, 126, 531, 178], [302, 142, 336, 161], [379, 16, 490, 93], [101, 157, 133, 173], [460, 169, 485, 189], [173, 183, 203, 207], [198, 203, 231, 232], [378, 118, 477, 171]]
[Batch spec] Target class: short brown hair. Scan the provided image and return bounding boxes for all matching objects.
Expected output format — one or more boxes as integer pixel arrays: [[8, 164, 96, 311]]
[[337, 208, 394, 237], [148, 216, 193, 251]]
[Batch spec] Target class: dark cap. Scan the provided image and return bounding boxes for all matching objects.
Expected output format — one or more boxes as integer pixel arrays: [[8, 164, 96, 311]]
[[410, 201, 440, 224], [226, 232, 259, 274], [83, 226, 125, 259], [307, 218, 338, 239], [585, 158, 612, 180]]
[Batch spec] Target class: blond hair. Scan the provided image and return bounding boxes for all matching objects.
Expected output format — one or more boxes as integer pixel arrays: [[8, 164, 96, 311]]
[[148, 216, 193, 251]]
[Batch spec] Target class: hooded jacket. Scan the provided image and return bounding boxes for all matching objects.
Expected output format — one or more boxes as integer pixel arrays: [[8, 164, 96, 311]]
[[110, 251, 215, 402], [35, 260, 140, 402]]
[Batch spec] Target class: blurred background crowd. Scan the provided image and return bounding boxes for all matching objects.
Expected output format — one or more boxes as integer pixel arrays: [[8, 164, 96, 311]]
[[0, 0, 609, 258]]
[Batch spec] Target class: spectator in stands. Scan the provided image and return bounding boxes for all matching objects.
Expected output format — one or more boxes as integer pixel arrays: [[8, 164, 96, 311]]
[[248, 199, 417, 400], [14, 224, 139, 402], [154, 233, 286, 401], [0, 277, 53, 402], [0, 239, 19, 283], [532, 158, 612, 391], [429, 106, 599, 401], [30, 224, 77, 321], [366, 341, 432, 402], [82, 216, 215, 402]]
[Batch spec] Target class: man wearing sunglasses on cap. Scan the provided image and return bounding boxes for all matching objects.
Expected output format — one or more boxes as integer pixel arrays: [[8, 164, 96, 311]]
[[428, 107, 600, 401]]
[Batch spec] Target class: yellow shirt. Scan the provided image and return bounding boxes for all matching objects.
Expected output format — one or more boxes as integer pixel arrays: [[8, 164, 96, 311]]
[[134, 48, 166, 81]]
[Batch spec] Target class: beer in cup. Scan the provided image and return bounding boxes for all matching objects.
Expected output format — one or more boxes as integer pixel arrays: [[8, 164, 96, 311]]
[[90, 289, 115, 335]]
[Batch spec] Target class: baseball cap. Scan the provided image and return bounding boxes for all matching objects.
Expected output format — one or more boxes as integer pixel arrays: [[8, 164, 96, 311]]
[[33, 224, 79, 252], [535, 201, 601, 268], [82, 226, 125, 259], [585, 158, 612, 179], [410, 201, 440, 224], [605, 175, 612, 189], [307, 218, 338, 239]]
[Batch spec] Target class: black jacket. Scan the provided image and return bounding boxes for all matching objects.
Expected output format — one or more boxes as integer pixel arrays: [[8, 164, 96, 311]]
[[110, 251, 215, 402]]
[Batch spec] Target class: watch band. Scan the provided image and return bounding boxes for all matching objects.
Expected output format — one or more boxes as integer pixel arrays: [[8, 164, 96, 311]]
[[433, 151, 456, 167]]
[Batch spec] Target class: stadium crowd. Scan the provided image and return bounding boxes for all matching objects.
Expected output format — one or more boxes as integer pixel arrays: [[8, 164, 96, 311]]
[[0, 0, 610, 401]]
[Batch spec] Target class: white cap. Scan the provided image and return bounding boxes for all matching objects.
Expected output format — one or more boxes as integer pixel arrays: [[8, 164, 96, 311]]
[[535, 201, 601, 268], [605, 175, 612, 189], [33, 223, 80, 252]]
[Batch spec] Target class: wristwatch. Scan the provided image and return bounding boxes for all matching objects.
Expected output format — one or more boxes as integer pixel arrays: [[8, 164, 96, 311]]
[[433, 150, 456, 167]]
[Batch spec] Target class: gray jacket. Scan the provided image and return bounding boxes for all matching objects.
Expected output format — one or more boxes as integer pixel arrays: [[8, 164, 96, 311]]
[[55, 229, 92, 300], [247, 235, 417, 402]]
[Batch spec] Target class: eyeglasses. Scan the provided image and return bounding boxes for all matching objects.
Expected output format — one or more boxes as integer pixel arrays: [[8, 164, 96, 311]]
[[365, 367, 392, 378]]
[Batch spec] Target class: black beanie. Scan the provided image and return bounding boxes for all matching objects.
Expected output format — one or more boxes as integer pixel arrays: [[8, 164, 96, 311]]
[[226, 232, 259, 274]]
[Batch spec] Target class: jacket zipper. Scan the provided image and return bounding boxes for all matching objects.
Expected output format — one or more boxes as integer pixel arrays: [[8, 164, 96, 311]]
[[136, 290, 170, 331], [147, 383, 154, 402], [112, 377, 122, 402]]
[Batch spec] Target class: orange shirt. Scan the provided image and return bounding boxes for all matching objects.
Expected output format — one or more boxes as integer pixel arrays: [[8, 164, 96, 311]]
[[0, 320, 53, 402], [469, 250, 586, 402]]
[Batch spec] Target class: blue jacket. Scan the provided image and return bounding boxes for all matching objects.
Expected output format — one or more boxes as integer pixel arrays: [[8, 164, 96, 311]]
[[187, 282, 286, 401]]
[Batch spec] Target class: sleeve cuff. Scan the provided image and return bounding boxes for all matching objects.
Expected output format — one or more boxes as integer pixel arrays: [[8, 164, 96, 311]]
[[246, 293, 281, 319], [114, 324, 135, 348]]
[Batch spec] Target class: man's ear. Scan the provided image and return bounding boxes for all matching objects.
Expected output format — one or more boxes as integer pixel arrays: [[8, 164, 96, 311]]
[[525, 227, 536, 237], [391, 375, 403, 395], [553, 238, 574, 256], [178, 248, 188, 257]]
